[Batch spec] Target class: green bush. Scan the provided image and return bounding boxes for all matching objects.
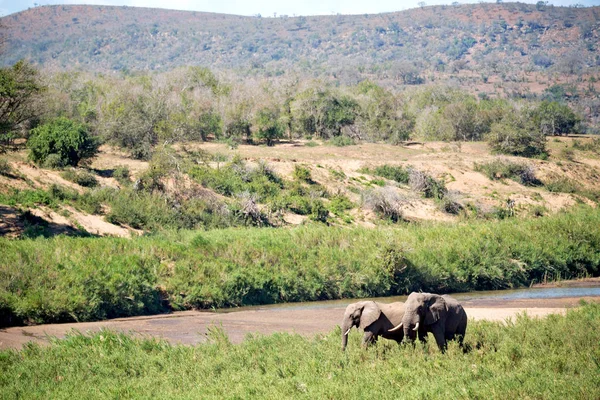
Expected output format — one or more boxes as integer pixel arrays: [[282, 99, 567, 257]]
[[474, 159, 540, 186], [60, 169, 99, 187], [545, 177, 581, 194], [328, 135, 355, 147], [27, 117, 99, 167], [328, 194, 354, 215], [533, 101, 580, 136], [486, 112, 546, 158], [367, 164, 410, 184], [293, 165, 312, 183], [0, 158, 13, 177], [112, 165, 131, 184]]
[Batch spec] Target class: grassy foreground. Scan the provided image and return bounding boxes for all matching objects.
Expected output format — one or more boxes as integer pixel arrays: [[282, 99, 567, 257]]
[[2, 206, 600, 326], [1, 303, 600, 399]]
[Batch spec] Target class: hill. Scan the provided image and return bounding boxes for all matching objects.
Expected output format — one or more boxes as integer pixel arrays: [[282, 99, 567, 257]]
[[2, 3, 600, 125]]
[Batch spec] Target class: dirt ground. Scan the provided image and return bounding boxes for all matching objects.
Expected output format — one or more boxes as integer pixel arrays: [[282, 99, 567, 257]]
[[1, 296, 598, 350]]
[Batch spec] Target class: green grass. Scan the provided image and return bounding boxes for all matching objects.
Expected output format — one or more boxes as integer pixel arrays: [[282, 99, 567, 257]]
[[1, 303, 599, 399], [360, 164, 410, 185], [1, 207, 600, 326]]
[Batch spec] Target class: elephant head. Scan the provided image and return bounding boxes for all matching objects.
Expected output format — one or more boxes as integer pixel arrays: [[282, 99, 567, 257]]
[[393, 292, 447, 341], [341, 301, 381, 351]]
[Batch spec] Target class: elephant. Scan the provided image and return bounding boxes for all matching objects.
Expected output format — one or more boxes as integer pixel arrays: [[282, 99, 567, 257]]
[[389, 292, 467, 352], [341, 301, 405, 351]]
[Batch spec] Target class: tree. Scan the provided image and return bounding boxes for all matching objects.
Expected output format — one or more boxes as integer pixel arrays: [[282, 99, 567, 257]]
[[486, 109, 546, 158], [27, 117, 99, 167], [0, 60, 44, 145], [254, 107, 284, 146], [533, 101, 580, 136]]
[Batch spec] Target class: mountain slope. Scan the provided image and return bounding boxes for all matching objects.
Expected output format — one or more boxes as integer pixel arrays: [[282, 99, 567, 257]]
[[2, 3, 599, 81]]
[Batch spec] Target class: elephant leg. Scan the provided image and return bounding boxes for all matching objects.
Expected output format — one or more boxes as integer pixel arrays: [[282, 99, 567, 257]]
[[430, 324, 447, 352], [361, 331, 377, 348]]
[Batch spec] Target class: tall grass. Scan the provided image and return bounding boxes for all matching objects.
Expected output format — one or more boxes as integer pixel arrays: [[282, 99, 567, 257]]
[[1, 207, 600, 325], [1, 303, 599, 399]]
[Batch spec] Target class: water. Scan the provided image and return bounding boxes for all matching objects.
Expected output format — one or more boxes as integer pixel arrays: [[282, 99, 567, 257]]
[[219, 283, 600, 313]]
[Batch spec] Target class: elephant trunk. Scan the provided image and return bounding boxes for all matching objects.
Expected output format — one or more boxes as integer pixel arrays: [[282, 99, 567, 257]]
[[402, 312, 416, 341], [341, 320, 352, 351]]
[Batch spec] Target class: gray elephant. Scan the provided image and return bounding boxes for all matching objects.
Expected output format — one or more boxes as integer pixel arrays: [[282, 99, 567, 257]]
[[341, 301, 405, 351], [389, 292, 467, 352]]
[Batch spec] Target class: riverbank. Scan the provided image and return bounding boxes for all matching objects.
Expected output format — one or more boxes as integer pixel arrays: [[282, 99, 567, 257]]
[[2, 207, 600, 327], [2, 295, 599, 350]]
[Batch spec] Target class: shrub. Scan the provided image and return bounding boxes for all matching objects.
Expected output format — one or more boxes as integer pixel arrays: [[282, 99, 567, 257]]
[[42, 153, 66, 169], [545, 177, 581, 194], [112, 165, 131, 184], [309, 200, 329, 223], [293, 165, 312, 183], [370, 164, 410, 184], [0, 158, 13, 177], [533, 101, 580, 136], [474, 159, 540, 186], [328, 135, 355, 147], [328, 194, 354, 215], [408, 168, 447, 199], [60, 169, 99, 188], [363, 187, 404, 222], [254, 107, 284, 146], [486, 114, 546, 158], [28, 117, 99, 167]]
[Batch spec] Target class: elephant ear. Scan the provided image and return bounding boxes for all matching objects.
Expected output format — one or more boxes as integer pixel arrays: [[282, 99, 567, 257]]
[[359, 301, 381, 329], [425, 296, 446, 325]]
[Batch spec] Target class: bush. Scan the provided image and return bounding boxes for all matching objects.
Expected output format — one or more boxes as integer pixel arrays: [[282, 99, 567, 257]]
[[545, 177, 581, 194], [369, 164, 410, 184], [254, 107, 284, 146], [60, 169, 99, 188], [28, 117, 99, 167], [533, 101, 580, 136], [328, 194, 354, 215], [42, 153, 66, 169], [0, 158, 13, 177], [408, 169, 447, 199], [112, 165, 131, 184], [475, 159, 540, 186], [328, 135, 355, 147], [486, 114, 546, 158], [363, 187, 404, 222], [293, 165, 312, 183]]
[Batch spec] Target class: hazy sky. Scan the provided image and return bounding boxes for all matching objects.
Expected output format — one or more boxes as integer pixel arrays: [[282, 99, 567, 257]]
[[1, 0, 599, 17]]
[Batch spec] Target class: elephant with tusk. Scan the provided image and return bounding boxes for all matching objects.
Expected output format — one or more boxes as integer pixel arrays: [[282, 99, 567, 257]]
[[389, 292, 467, 352], [341, 301, 405, 351]]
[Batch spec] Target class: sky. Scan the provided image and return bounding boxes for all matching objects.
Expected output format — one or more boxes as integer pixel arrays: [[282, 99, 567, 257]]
[[1, 0, 599, 17]]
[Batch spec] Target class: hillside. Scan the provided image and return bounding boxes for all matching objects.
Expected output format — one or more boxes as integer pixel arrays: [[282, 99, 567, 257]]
[[3, 3, 600, 125], [0, 4, 597, 77], [1, 135, 599, 238]]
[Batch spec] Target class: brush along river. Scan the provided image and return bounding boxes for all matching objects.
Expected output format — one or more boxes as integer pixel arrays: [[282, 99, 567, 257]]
[[1, 279, 599, 350]]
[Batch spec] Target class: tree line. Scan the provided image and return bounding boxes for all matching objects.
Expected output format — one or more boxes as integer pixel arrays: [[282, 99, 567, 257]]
[[0, 61, 585, 166]]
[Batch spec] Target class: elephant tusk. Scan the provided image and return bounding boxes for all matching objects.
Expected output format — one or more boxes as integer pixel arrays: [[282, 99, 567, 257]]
[[413, 322, 420, 331], [388, 322, 403, 332], [344, 327, 352, 336]]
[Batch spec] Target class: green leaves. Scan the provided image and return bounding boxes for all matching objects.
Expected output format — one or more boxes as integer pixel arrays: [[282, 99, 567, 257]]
[[27, 117, 99, 167]]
